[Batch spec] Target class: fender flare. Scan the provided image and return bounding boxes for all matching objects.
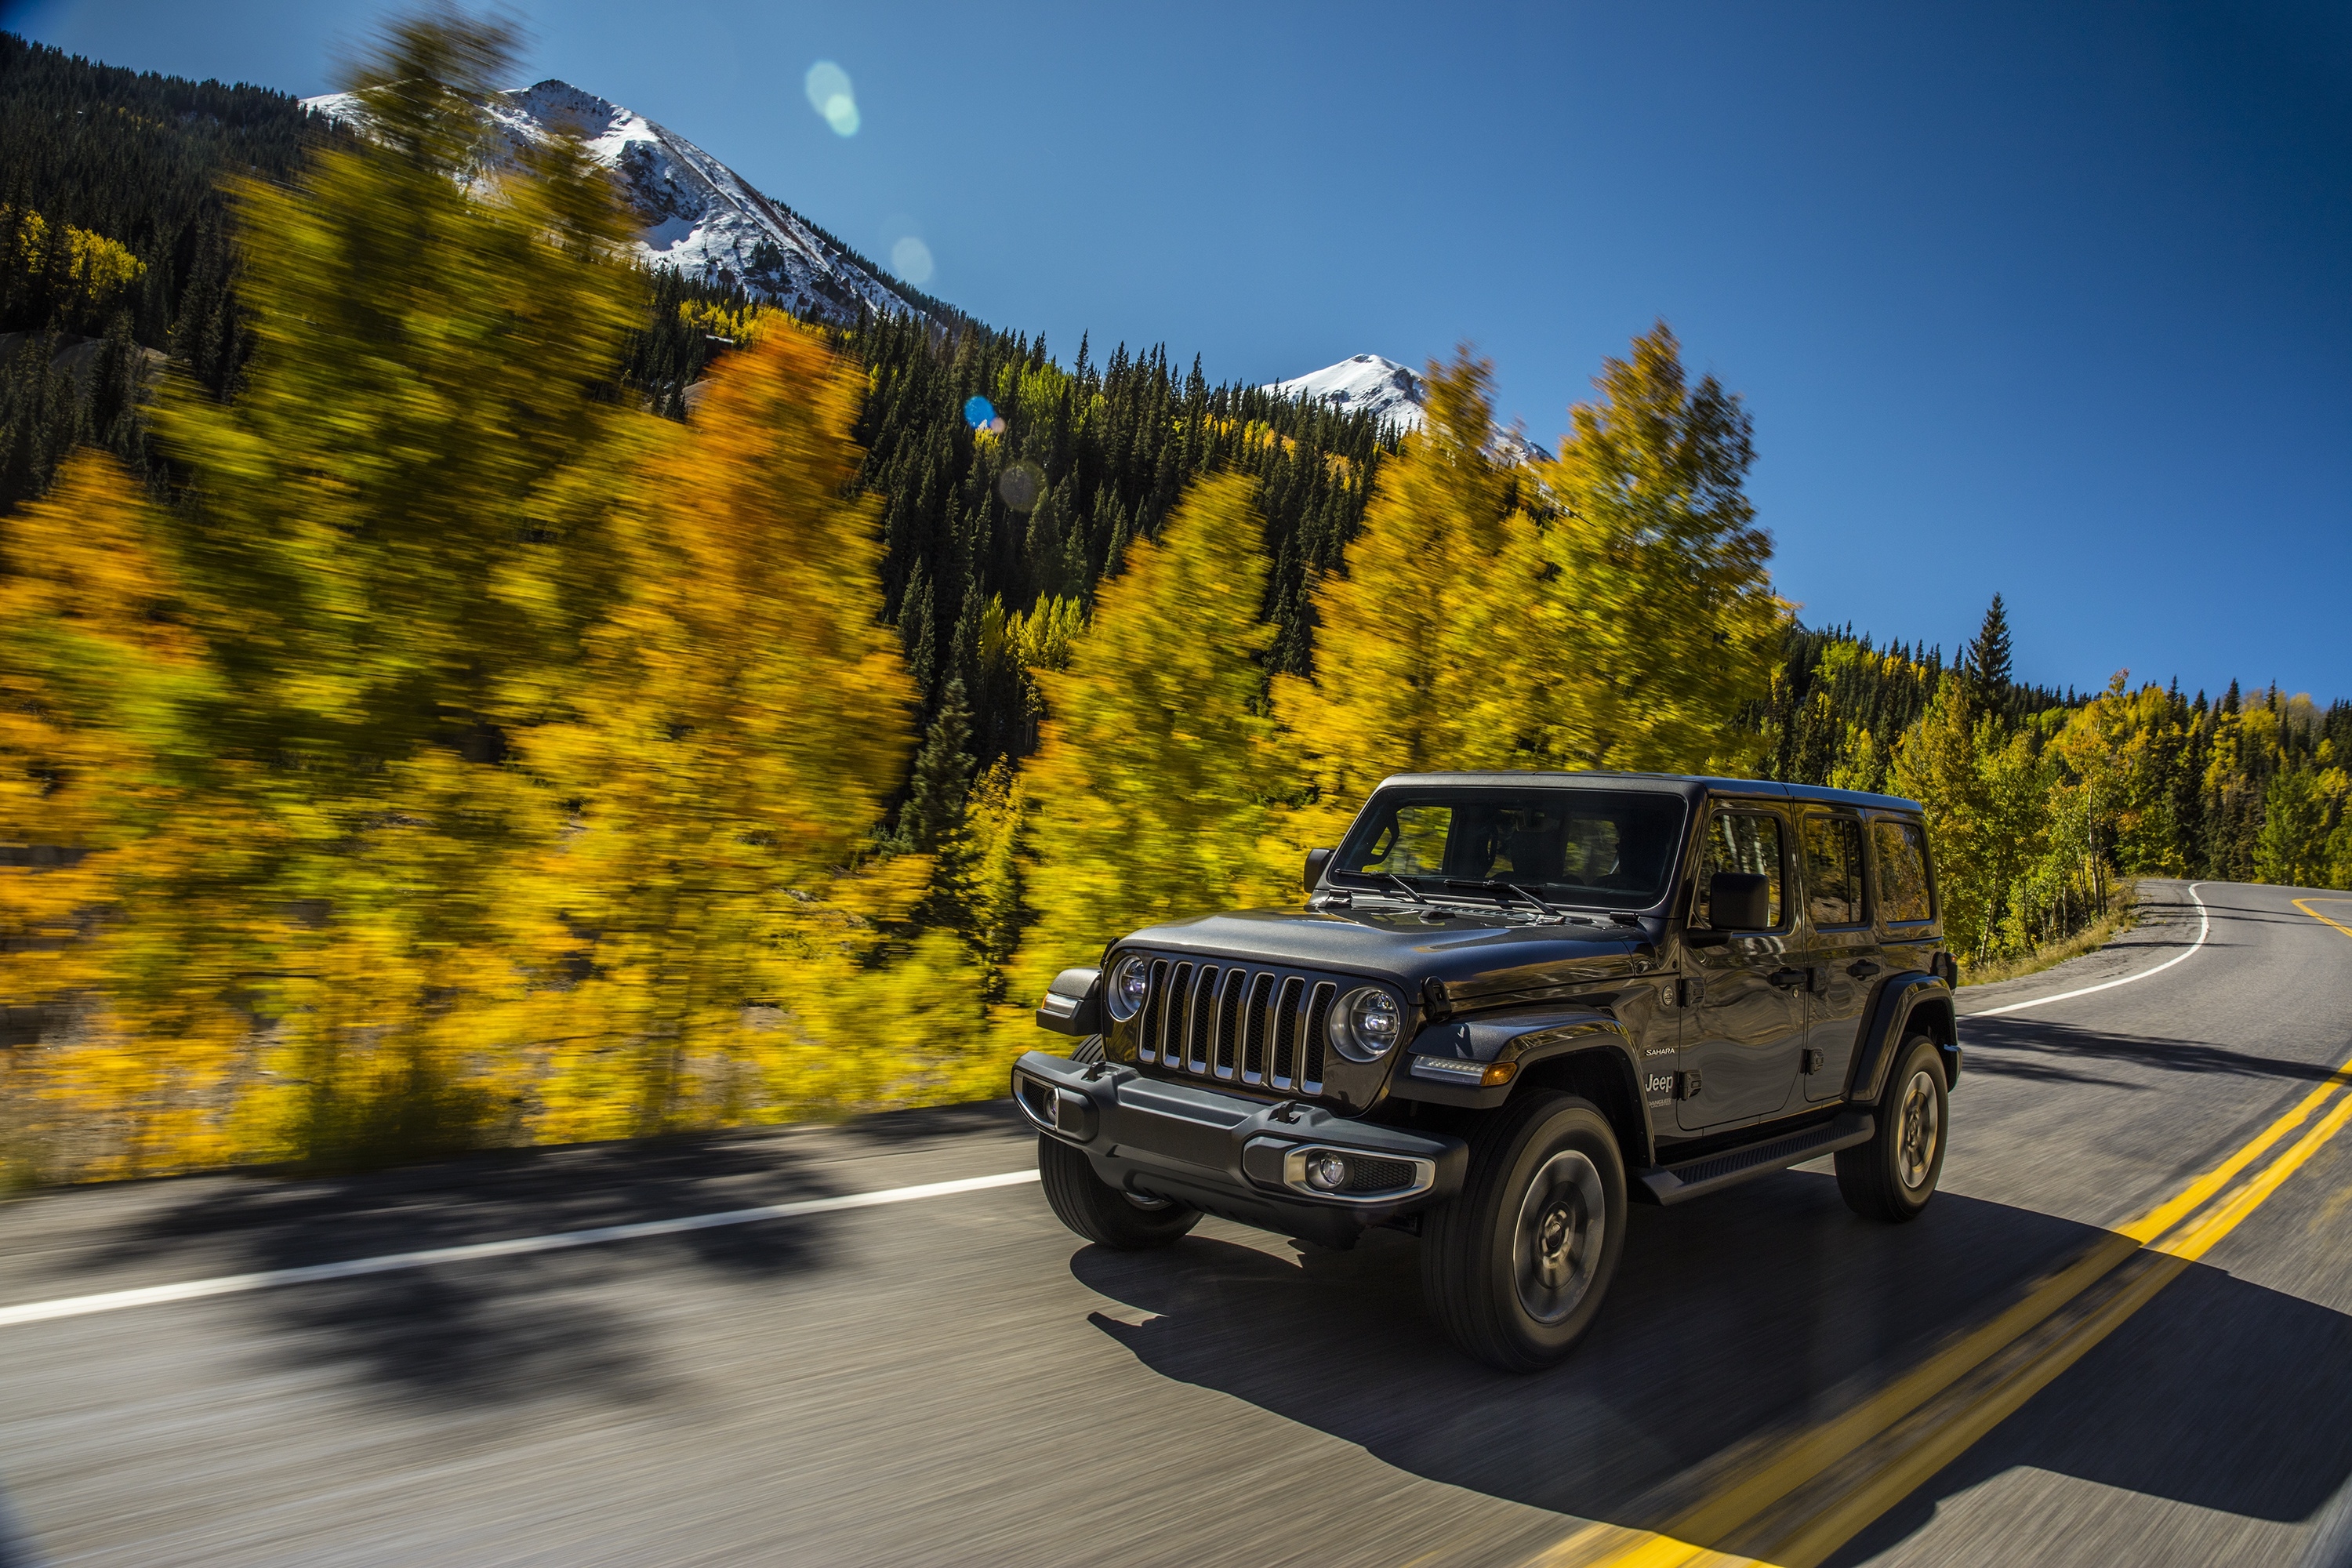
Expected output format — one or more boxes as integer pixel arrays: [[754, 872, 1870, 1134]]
[[1386, 1009, 1652, 1163], [1847, 973, 1959, 1102]]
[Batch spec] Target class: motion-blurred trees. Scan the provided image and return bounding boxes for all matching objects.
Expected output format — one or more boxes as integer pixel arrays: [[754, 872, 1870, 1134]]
[[134, 12, 654, 1165], [0, 453, 243, 1171], [522, 320, 970, 1138]]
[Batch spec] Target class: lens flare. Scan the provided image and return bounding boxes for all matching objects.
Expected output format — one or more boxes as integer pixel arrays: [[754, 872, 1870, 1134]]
[[998, 459, 1045, 513], [890, 236, 934, 285], [803, 62, 859, 136], [964, 396, 995, 427]]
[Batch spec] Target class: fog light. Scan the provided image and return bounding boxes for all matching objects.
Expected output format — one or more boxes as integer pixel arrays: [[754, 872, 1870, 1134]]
[[1305, 1153, 1349, 1191]]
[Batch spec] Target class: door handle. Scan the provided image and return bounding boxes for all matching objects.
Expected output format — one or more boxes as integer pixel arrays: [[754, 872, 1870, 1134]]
[[1848, 960, 1882, 978], [1769, 967, 1806, 990]]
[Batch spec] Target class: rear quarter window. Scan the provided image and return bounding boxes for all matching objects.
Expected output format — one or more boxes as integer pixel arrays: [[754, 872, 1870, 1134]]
[[1873, 818, 1934, 924]]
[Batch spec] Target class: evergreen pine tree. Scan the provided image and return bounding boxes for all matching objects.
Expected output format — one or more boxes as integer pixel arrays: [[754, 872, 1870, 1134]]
[[898, 679, 977, 853], [1967, 593, 2013, 697], [898, 558, 936, 692]]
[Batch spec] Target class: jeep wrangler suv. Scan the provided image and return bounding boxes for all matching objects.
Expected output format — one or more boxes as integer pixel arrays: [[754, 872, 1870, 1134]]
[[1013, 771, 1959, 1372]]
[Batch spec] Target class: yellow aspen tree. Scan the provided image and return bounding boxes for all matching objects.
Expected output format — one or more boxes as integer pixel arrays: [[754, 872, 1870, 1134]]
[[0, 453, 252, 1174], [143, 14, 652, 1165], [1524, 322, 1785, 774], [1009, 470, 1293, 1007], [1274, 350, 1548, 848], [524, 321, 933, 1136]]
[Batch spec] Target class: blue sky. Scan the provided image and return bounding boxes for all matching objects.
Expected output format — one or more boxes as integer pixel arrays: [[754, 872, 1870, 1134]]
[[12, 0, 2350, 702]]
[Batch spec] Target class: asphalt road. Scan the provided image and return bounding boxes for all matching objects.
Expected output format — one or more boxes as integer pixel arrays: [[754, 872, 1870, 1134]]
[[3, 879, 2350, 1567]]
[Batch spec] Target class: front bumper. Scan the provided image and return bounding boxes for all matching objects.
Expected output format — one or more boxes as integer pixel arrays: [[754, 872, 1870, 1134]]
[[1012, 1051, 1468, 1247]]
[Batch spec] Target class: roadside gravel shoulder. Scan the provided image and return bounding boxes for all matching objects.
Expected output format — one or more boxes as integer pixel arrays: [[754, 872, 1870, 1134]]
[[1955, 878, 2202, 1018]]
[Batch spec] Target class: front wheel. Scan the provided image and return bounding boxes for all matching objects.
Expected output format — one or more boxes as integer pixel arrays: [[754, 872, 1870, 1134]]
[[1836, 1033, 1947, 1221], [1036, 1134, 1200, 1249], [1421, 1091, 1627, 1373]]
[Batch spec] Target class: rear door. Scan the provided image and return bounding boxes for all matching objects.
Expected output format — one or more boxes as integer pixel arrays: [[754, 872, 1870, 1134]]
[[1679, 803, 1806, 1131], [1798, 809, 1881, 1102]]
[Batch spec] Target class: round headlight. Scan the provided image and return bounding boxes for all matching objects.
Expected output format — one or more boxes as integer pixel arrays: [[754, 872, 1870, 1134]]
[[1329, 985, 1403, 1061], [1105, 953, 1152, 1022]]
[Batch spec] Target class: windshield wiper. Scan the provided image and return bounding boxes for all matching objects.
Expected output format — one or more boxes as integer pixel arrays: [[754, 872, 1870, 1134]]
[[1443, 879, 1593, 923], [1547, 898, 1650, 928], [1377, 872, 1430, 905]]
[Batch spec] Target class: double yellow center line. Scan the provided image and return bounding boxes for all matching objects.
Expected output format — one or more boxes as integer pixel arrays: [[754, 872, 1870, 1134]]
[[1521, 899, 2352, 1568]]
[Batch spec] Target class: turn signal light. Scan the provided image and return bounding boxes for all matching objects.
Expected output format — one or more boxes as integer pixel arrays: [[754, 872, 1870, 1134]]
[[1410, 1056, 1519, 1087]]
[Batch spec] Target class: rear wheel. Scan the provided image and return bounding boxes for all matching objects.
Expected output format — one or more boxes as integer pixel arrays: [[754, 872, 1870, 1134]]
[[1036, 1134, 1200, 1249], [1421, 1091, 1626, 1372], [1836, 1033, 1947, 1221]]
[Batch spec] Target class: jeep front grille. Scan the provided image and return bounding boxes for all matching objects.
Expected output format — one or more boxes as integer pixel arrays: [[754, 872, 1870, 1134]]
[[1134, 959, 1334, 1095]]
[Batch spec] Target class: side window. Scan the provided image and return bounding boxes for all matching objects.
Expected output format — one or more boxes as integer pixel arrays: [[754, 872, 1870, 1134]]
[[1874, 819, 1934, 924], [1697, 811, 1784, 927], [1803, 814, 1866, 927]]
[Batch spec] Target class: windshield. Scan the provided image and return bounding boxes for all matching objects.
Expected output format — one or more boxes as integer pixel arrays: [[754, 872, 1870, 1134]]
[[1330, 788, 1689, 911]]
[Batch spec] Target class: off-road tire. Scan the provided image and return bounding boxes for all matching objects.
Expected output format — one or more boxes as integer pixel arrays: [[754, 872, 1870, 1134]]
[[1036, 1134, 1200, 1249], [1836, 1033, 1947, 1221], [1420, 1091, 1627, 1373]]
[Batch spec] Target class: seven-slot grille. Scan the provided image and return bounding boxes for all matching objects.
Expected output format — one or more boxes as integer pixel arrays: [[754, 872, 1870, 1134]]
[[1132, 958, 1336, 1095]]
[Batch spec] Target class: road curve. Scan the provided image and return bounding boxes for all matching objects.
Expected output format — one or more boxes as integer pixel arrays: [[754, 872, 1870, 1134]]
[[2, 879, 2349, 1567]]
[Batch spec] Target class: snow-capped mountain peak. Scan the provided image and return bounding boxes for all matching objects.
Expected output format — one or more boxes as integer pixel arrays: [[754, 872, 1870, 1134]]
[[302, 80, 926, 325], [1265, 354, 1548, 463], [1265, 354, 1429, 431]]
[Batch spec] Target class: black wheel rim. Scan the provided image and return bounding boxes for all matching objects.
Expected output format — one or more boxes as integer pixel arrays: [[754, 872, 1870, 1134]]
[[1512, 1149, 1606, 1324], [1898, 1069, 1940, 1190]]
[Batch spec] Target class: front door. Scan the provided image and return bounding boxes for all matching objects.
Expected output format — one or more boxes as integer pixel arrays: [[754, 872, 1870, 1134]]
[[1679, 805, 1806, 1131], [1799, 810, 1882, 1102]]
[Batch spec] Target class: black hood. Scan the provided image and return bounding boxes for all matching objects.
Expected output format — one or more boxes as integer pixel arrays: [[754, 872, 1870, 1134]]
[[1117, 906, 1659, 1006]]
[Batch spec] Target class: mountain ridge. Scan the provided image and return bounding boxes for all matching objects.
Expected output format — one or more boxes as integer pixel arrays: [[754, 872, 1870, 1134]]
[[303, 78, 939, 326]]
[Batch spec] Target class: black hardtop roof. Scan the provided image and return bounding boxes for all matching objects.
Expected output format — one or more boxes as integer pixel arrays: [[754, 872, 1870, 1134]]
[[1371, 769, 1924, 816]]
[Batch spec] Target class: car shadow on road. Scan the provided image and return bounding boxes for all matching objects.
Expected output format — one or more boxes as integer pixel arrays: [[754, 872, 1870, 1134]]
[[66, 1116, 998, 1414], [1072, 1173, 2352, 1555], [2192, 900, 2325, 922], [1962, 1016, 2352, 1091]]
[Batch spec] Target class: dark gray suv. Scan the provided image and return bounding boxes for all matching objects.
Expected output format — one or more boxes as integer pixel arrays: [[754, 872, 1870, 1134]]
[[1014, 771, 1959, 1372]]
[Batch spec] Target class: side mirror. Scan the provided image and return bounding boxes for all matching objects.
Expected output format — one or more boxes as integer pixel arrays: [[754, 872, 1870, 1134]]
[[1304, 847, 1334, 893], [1035, 966, 1102, 1036], [1708, 872, 1773, 931]]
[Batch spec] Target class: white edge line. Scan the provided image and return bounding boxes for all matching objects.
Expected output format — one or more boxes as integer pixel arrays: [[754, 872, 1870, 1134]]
[[1969, 881, 2209, 1018], [0, 1168, 1040, 1330]]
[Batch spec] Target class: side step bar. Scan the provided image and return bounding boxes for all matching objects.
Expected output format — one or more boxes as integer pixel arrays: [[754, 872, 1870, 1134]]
[[1632, 1110, 1876, 1207]]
